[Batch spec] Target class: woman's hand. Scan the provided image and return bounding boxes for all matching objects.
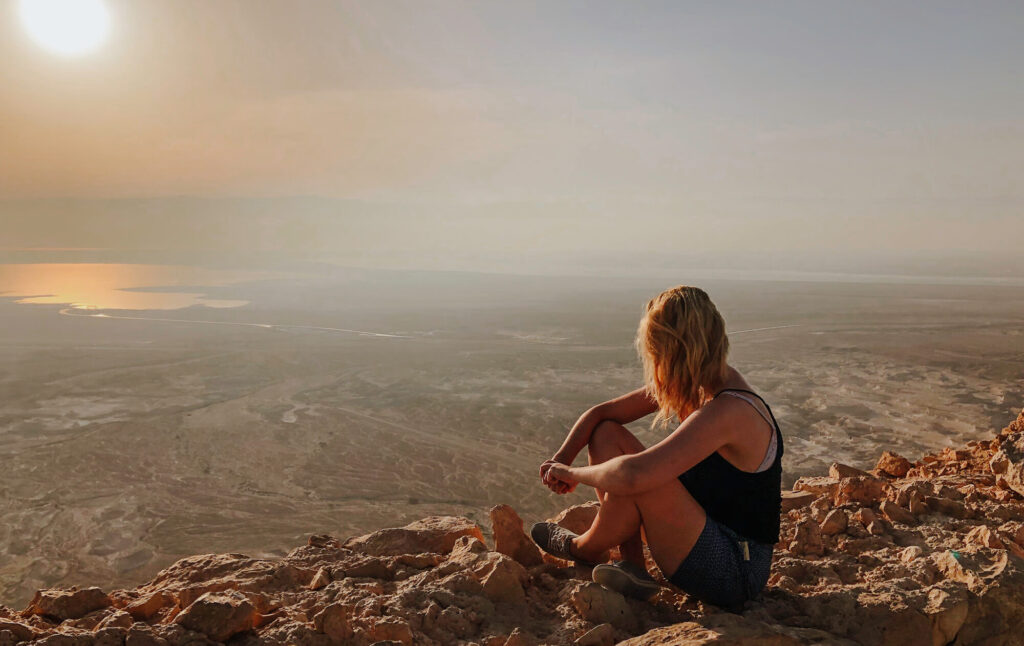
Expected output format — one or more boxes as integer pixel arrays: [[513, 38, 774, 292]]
[[540, 459, 577, 494]]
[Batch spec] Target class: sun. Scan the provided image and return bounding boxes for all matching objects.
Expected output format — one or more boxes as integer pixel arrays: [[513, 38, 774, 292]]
[[18, 0, 111, 56]]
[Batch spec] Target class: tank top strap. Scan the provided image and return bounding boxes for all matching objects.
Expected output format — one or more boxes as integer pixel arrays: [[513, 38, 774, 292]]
[[713, 388, 781, 433]]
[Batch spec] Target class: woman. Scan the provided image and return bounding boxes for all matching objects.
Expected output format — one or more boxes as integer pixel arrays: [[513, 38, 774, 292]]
[[531, 285, 782, 610]]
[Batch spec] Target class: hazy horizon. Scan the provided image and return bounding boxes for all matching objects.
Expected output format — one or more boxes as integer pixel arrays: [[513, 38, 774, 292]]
[[3, 1, 1023, 277]]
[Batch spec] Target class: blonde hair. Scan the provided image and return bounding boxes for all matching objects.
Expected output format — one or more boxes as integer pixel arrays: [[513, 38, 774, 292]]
[[635, 285, 730, 428]]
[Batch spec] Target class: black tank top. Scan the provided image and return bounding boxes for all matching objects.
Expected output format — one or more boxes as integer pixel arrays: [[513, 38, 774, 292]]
[[677, 388, 784, 545]]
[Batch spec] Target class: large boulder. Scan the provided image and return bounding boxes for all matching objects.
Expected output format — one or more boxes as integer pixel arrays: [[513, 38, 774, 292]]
[[24, 587, 111, 621], [172, 590, 256, 642], [344, 516, 485, 556]]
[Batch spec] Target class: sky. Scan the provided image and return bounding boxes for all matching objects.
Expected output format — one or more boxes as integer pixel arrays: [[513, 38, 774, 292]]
[[1, 0, 1022, 276]]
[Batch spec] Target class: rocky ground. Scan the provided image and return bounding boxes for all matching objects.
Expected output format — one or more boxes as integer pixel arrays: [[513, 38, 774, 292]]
[[3, 408, 1024, 646]]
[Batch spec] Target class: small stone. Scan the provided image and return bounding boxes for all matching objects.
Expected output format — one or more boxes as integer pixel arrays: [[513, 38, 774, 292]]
[[990, 452, 1010, 475], [788, 518, 825, 556], [819, 509, 848, 536], [830, 462, 870, 479], [875, 451, 913, 478], [125, 591, 170, 621], [570, 582, 635, 631], [575, 622, 615, 646], [308, 567, 331, 590], [781, 490, 816, 512], [901, 546, 923, 562], [880, 500, 917, 525], [313, 602, 353, 643], [834, 476, 886, 507]]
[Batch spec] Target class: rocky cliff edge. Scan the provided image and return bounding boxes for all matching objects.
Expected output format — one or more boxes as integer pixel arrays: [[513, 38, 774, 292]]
[[3, 408, 1024, 646]]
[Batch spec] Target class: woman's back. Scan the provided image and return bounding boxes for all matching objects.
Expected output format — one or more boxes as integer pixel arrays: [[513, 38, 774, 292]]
[[677, 388, 784, 545]]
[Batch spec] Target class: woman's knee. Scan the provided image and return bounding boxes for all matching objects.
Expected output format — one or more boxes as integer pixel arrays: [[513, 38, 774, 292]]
[[588, 420, 637, 463]]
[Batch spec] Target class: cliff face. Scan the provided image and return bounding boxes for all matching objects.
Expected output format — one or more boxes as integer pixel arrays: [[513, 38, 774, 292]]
[[3, 409, 1024, 646]]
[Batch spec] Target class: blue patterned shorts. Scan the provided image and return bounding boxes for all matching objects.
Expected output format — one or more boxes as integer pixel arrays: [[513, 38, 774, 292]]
[[668, 515, 773, 609]]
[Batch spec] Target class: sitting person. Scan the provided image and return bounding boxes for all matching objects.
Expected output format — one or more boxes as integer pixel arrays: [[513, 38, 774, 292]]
[[531, 285, 782, 609]]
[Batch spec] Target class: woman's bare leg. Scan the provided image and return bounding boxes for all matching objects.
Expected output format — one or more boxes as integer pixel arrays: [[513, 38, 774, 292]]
[[586, 420, 646, 566], [573, 478, 707, 579]]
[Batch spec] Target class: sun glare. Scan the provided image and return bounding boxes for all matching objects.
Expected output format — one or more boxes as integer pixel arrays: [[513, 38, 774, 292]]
[[18, 0, 111, 56]]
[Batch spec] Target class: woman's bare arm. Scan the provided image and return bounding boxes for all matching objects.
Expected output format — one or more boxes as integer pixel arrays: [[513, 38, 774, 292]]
[[550, 387, 658, 465], [547, 396, 745, 495]]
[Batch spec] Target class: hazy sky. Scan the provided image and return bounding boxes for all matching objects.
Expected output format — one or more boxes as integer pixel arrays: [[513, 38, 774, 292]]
[[1, 1, 1022, 275]]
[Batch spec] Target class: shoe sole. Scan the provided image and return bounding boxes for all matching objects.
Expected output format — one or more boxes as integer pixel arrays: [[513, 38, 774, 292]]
[[593, 564, 662, 600]]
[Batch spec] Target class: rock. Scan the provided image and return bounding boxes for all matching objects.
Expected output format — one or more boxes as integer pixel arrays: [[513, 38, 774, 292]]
[[999, 431, 1024, 497], [792, 476, 839, 498], [880, 500, 917, 525], [93, 627, 127, 646], [124, 591, 169, 621], [489, 504, 543, 566], [171, 590, 256, 642], [308, 567, 331, 590], [312, 602, 353, 643], [367, 618, 413, 645], [570, 582, 635, 631], [447, 536, 528, 602], [617, 614, 803, 645], [966, 525, 1004, 549], [575, 623, 615, 646], [924, 496, 973, 519], [0, 620, 36, 642], [124, 623, 167, 646], [901, 546, 923, 562], [344, 516, 485, 556], [875, 451, 913, 478], [24, 587, 111, 621], [95, 610, 133, 630], [780, 490, 816, 512], [990, 451, 1010, 474], [830, 462, 870, 479], [788, 518, 824, 556], [549, 502, 600, 535], [834, 476, 886, 506], [820, 509, 848, 536]]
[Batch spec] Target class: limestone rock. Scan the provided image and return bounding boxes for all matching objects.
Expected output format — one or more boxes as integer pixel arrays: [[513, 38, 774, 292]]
[[880, 500, 917, 526], [549, 502, 600, 535], [819, 509, 848, 536], [24, 587, 111, 621], [489, 504, 543, 566], [617, 614, 803, 645], [344, 516, 485, 556], [312, 602, 353, 643], [780, 490, 816, 512], [171, 590, 256, 642], [575, 623, 615, 646], [570, 582, 635, 631], [830, 462, 870, 479], [789, 518, 824, 556], [875, 451, 913, 478], [834, 476, 886, 506]]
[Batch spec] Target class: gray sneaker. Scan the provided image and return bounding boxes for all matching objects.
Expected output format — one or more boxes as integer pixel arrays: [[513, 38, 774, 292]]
[[530, 522, 595, 566], [592, 560, 662, 600]]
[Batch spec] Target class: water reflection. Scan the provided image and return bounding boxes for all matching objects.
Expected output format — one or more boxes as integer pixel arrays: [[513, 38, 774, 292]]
[[0, 263, 255, 310]]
